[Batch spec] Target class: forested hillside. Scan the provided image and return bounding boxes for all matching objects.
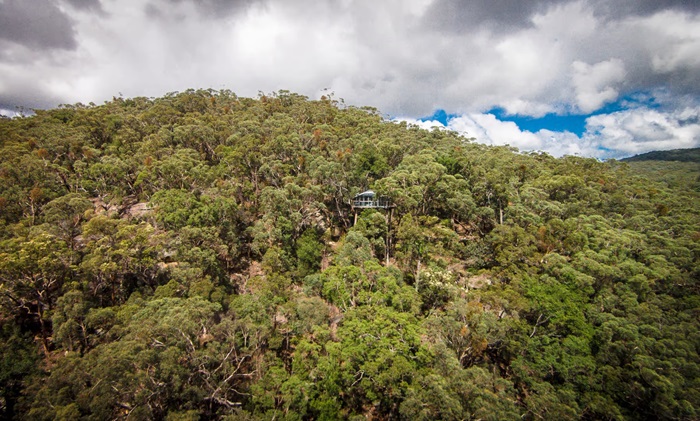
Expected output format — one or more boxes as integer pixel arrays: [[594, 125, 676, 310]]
[[621, 147, 700, 163], [0, 90, 698, 420]]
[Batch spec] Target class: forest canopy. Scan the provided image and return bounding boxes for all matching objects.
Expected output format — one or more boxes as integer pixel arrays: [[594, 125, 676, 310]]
[[0, 89, 698, 420]]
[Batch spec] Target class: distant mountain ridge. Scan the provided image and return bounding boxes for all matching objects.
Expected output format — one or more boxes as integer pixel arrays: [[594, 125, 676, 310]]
[[621, 147, 700, 162]]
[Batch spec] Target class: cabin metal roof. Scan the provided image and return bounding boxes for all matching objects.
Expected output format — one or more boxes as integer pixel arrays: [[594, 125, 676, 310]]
[[354, 190, 375, 198]]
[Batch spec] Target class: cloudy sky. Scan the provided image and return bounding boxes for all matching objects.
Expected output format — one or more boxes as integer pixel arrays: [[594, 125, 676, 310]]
[[1, 0, 699, 158]]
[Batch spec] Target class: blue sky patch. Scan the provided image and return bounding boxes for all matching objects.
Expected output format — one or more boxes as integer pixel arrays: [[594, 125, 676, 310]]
[[420, 93, 662, 137], [488, 109, 589, 136], [420, 109, 460, 126]]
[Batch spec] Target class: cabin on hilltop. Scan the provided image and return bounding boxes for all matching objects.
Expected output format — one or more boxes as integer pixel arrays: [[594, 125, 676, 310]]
[[351, 190, 393, 209], [350, 190, 396, 264]]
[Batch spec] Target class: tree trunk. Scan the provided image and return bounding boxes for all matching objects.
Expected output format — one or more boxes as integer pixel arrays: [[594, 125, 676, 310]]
[[415, 258, 421, 291]]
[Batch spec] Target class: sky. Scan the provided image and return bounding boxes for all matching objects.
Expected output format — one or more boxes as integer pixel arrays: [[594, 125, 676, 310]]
[[1, 0, 699, 159]]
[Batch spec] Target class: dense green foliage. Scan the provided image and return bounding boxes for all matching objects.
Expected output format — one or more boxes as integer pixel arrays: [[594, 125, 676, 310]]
[[0, 89, 698, 420]]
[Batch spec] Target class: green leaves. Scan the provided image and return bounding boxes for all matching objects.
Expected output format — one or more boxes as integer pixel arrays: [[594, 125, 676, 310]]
[[0, 90, 698, 420]]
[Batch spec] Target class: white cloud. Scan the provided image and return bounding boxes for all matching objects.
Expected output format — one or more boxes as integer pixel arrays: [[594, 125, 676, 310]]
[[0, 108, 19, 118], [447, 114, 542, 150], [642, 10, 700, 73], [439, 113, 598, 157], [584, 106, 700, 156], [572, 58, 626, 113], [399, 102, 700, 159]]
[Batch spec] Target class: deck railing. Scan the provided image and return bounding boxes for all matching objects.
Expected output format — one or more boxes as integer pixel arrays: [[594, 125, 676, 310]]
[[352, 196, 393, 208]]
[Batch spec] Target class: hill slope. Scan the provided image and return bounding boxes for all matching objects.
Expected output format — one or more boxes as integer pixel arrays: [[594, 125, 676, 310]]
[[621, 148, 700, 191], [0, 90, 698, 420], [621, 147, 700, 162]]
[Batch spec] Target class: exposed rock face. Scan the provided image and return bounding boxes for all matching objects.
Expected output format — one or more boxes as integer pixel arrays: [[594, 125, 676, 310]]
[[466, 273, 492, 289], [89, 196, 152, 219], [124, 202, 151, 218], [90, 197, 119, 216]]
